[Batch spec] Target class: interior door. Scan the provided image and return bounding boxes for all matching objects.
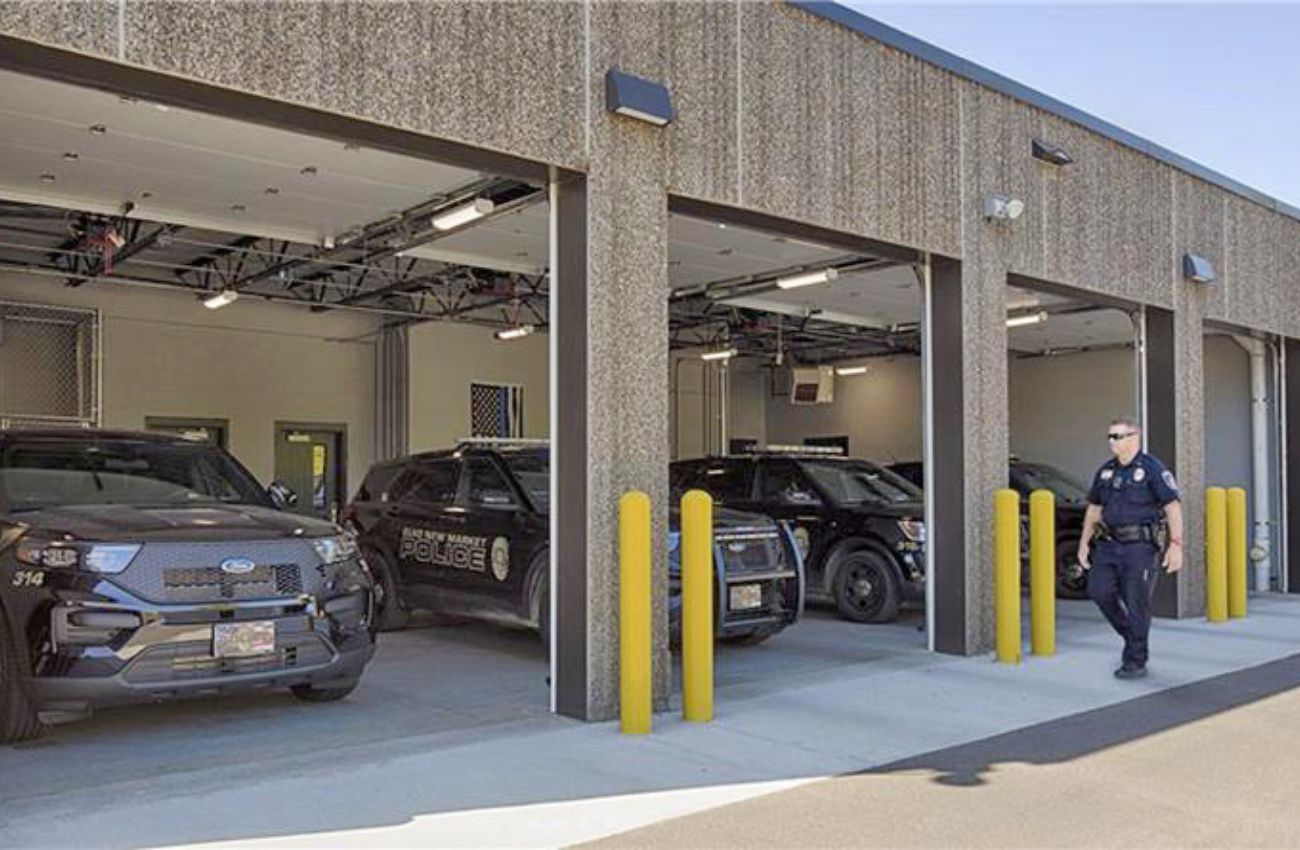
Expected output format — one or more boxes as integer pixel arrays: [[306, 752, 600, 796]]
[[274, 424, 345, 520]]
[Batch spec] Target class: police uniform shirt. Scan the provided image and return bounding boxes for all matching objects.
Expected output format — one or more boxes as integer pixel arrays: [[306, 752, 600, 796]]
[[1087, 452, 1180, 529]]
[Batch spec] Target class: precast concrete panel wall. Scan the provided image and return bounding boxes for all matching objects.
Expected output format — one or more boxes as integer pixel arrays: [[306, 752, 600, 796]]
[[5, 0, 1300, 692]]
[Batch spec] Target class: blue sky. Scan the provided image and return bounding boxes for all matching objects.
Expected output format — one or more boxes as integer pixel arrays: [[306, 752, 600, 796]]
[[848, 2, 1300, 207]]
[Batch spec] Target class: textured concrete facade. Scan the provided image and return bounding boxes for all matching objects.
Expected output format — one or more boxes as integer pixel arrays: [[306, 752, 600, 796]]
[[3, 0, 1298, 709]]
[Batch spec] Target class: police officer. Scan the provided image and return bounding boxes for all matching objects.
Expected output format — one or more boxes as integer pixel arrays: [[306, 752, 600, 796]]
[[1077, 417, 1184, 679]]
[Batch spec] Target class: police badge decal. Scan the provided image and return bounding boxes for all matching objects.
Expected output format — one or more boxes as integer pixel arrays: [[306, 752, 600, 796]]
[[491, 536, 510, 581]]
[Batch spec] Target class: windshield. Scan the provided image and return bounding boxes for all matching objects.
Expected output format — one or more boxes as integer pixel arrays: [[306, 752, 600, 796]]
[[0, 438, 270, 512], [502, 451, 549, 513], [1015, 463, 1089, 503], [799, 459, 921, 506]]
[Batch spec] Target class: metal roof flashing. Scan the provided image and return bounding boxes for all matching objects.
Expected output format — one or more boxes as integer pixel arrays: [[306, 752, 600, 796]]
[[790, 1, 1300, 223]]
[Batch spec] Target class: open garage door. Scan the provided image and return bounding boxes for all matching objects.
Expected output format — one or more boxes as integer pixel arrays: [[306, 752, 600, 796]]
[[667, 203, 930, 696], [0, 67, 569, 752]]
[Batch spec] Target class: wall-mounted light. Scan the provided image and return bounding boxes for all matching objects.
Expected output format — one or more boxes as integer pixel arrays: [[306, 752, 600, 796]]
[[605, 69, 675, 127], [984, 194, 1026, 222], [776, 267, 839, 290], [432, 198, 495, 231], [835, 365, 870, 376], [1031, 139, 1073, 166], [495, 324, 535, 341], [1183, 252, 1217, 284], [1006, 310, 1048, 328], [202, 289, 239, 310], [701, 348, 736, 361]]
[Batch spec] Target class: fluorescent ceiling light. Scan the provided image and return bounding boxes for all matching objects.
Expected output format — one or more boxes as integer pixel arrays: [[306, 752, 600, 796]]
[[202, 289, 239, 310], [432, 198, 495, 231], [835, 365, 869, 376], [495, 324, 535, 341], [776, 268, 838, 290], [1006, 311, 1048, 328], [701, 348, 737, 361]]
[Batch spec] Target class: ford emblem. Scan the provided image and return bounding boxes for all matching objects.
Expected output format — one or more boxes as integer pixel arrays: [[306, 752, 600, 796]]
[[220, 557, 257, 575]]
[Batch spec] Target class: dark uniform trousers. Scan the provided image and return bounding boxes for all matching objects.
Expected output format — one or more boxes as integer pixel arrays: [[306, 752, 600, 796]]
[[1087, 540, 1161, 667]]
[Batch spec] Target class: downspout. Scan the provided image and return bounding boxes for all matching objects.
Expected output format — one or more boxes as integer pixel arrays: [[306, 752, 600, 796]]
[[1231, 334, 1273, 591]]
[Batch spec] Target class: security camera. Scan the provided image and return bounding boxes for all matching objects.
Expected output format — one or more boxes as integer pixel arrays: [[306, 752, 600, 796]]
[[984, 194, 1025, 222]]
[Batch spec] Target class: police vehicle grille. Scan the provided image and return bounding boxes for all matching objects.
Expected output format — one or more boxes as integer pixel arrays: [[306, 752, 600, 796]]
[[122, 633, 333, 685], [108, 540, 321, 603]]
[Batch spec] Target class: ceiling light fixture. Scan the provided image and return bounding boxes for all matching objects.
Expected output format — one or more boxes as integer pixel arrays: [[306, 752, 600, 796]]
[[776, 267, 839, 290], [835, 365, 869, 376], [230, 204, 246, 212], [1006, 311, 1048, 328], [62, 152, 79, 162], [432, 198, 495, 231], [494, 324, 535, 341], [300, 166, 318, 177], [88, 124, 107, 136], [202, 289, 239, 310], [39, 174, 55, 184], [701, 348, 737, 361], [264, 187, 280, 195]]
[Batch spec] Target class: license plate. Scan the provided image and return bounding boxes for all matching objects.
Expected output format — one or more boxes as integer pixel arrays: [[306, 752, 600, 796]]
[[729, 584, 763, 611], [213, 621, 276, 658]]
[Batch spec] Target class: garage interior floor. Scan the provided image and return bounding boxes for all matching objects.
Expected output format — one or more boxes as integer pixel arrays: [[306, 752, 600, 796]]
[[6, 595, 1300, 848]]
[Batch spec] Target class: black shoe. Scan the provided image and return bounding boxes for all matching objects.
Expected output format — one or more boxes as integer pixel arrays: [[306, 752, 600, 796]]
[[1114, 664, 1148, 680]]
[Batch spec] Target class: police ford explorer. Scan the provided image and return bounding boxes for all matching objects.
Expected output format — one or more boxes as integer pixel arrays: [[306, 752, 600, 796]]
[[346, 440, 804, 644], [0, 429, 375, 744], [671, 446, 926, 624], [888, 458, 1091, 598]]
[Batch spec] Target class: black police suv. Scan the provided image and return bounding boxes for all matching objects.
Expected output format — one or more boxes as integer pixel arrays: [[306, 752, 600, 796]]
[[347, 442, 803, 644], [671, 450, 925, 624], [0, 429, 375, 743], [888, 458, 1090, 598]]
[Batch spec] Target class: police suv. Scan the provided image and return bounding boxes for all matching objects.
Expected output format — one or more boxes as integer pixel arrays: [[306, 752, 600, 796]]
[[671, 446, 926, 624], [347, 441, 804, 644], [0, 429, 375, 743]]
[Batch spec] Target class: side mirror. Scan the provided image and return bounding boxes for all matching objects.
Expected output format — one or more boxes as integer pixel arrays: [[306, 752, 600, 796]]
[[268, 480, 299, 509]]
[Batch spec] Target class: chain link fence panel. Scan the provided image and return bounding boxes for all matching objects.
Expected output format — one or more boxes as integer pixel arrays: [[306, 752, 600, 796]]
[[0, 300, 100, 429]]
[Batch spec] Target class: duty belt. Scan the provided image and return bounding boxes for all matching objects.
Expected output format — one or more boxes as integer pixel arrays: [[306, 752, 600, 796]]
[[1097, 523, 1158, 544]]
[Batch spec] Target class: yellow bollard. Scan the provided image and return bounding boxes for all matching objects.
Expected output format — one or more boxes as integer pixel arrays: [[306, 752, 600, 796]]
[[1205, 487, 1228, 623], [994, 488, 1022, 664], [681, 489, 714, 723], [1029, 489, 1056, 657], [1227, 487, 1248, 618], [619, 490, 652, 734]]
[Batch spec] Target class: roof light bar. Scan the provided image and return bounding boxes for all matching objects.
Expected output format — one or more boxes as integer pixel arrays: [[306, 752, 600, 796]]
[[494, 324, 535, 341], [202, 289, 239, 309], [835, 365, 869, 376], [776, 267, 838, 290], [701, 348, 737, 361], [432, 198, 495, 232], [1006, 311, 1048, 328], [745, 443, 846, 456]]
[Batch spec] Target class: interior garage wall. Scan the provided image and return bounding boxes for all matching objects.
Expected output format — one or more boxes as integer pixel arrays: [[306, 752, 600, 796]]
[[1203, 334, 1252, 491], [0, 273, 378, 491], [406, 321, 549, 452], [764, 356, 924, 463], [670, 358, 767, 461], [1008, 347, 1136, 483]]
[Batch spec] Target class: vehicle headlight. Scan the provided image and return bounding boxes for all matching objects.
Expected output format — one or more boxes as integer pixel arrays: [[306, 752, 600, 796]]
[[15, 538, 140, 573], [312, 534, 359, 565], [83, 544, 142, 574], [898, 519, 926, 543]]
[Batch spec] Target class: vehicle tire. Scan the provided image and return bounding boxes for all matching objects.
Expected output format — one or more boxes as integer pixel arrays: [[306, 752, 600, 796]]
[[363, 549, 409, 633], [831, 549, 901, 624], [289, 681, 358, 703], [0, 609, 44, 744], [721, 627, 780, 647], [1056, 536, 1089, 600]]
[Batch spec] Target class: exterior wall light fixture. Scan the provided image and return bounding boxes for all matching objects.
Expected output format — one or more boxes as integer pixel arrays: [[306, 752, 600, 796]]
[[1183, 252, 1216, 284], [984, 193, 1026, 222], [605, 69, 675, 127], [1032, 139, 1074, 166]]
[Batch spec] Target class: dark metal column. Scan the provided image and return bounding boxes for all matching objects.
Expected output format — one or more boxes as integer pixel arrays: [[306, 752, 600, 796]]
[[551, 171, 588, 719], [927, 255, 968, 654], [1144, 306, 1181, 618]]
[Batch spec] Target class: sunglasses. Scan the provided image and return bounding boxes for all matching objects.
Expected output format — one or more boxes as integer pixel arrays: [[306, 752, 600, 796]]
[[1107, 431, 1137, 442]]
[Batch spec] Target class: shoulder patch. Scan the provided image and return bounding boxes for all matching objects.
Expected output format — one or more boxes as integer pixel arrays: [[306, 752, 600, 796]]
[[1162, 470, 1178, 491]]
